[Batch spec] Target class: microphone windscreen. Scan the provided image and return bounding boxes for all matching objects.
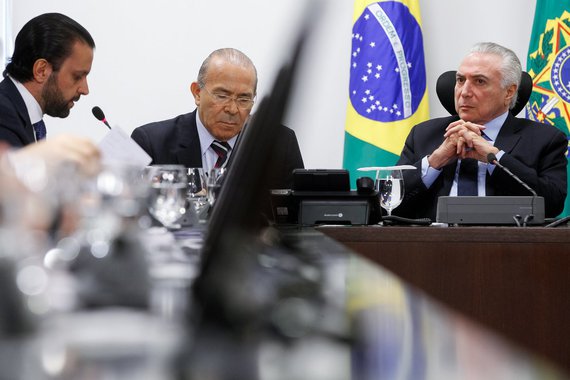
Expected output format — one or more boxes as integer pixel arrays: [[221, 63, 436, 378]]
[[487, 153, 497, 163], [92, 106, 105, 121], [356, 176, 374, 194]]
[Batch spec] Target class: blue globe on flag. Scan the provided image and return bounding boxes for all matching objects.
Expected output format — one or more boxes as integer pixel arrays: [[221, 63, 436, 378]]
[[349, 1, 427, 123]]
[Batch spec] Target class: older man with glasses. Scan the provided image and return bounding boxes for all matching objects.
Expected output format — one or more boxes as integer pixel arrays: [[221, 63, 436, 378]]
[[131, 48, 304, 190]]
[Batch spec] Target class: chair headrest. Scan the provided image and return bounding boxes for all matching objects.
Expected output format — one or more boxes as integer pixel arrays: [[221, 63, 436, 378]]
[[436, 70, 532, 117]]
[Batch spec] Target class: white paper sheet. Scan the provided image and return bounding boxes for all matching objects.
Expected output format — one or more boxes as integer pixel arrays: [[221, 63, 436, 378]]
[[98, 126, 152, 167]]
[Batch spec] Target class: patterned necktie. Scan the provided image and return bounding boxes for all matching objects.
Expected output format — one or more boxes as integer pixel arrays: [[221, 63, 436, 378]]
[[32, 120, 47, 141], [457, 158, 479, 196], [211, 140, 231, 168]]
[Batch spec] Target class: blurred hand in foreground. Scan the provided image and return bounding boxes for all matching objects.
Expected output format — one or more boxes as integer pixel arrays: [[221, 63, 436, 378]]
[[10, 134, 101, 176]]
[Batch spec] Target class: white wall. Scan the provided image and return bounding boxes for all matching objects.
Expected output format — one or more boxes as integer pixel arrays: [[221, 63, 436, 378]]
[[8, 0, 536, 169]]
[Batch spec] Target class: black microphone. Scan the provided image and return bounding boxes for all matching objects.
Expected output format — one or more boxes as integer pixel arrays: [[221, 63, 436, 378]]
[[486, 153, 537, 197], [92, 106, 111, 129]]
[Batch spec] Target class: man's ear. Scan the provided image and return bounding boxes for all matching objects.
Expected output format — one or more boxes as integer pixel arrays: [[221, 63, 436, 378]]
[[190, 82, 201, 106], [505, 84, 517, 107], [32, 59, 52, 84]]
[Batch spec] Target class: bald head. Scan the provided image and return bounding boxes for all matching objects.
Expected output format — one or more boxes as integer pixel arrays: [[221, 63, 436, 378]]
[[197, 48, 258, 95]]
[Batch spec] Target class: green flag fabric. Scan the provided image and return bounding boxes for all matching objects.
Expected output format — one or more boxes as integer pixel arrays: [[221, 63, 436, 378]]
[[343, 0, 429, 188], [527, 0, 570, 216]]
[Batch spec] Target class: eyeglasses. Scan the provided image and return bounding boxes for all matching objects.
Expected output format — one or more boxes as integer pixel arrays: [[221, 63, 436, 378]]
[[201, 86, 255, 110]]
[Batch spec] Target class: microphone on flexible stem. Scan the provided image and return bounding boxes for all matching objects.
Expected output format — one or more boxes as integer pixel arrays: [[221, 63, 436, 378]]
[[487, 152, 537, 226], [92, 106, 111, 129], [486, 153, 537, 196]]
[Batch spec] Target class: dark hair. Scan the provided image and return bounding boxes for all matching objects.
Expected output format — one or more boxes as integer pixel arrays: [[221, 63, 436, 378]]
[[4, 13, 95, 81]]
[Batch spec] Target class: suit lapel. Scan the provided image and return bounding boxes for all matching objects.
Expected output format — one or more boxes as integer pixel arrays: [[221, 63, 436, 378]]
[[486, 114, 521, 195], [174, 111, 203, 167], [438, 116, 460, 195], [495, 114, 521, 154]]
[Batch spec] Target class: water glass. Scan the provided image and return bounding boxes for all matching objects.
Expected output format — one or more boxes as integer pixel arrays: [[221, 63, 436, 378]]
[[187, 168, 209, 224], [375, 169, 404, 216], [207, 167, 226, 207], [146, 165, 188, 228]]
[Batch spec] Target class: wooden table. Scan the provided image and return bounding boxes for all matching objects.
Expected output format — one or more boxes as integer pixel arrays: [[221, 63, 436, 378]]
[[318, 225, 570, 372]]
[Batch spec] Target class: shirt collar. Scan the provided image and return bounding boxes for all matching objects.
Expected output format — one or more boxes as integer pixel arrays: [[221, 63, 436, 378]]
[[195, 111, 238, 154], [9, 76, 43, 124], [482, 111, 509, 142]]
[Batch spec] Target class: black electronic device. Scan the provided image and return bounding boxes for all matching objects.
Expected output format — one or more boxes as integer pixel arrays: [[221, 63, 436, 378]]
[[437, 154, 545, 226], [271, 189, 380, 225], [436, 153, 545, 226], [436, 196, 545, 225], [271, 172, 381, 226], [299, 199, 371, 225], [292, 169, 350, 192]]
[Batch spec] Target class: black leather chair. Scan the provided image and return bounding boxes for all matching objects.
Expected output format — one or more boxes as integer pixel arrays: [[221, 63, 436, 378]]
[[435, 70, 533, 116]]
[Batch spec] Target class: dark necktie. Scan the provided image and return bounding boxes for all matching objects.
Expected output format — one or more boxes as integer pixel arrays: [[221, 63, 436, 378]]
[[33, 120, 47, 141], [211, 140, 231, 168], [457, 158, 478, 196], [457, 132, 492, 196]]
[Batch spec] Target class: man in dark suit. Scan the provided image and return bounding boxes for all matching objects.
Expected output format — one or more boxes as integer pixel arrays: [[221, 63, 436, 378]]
[[0, 13, 96, 148], [131, 48, 304, 190], [396, 42, 567, 220]]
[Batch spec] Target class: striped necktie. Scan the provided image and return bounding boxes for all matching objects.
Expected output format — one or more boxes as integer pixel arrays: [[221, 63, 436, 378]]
[[211, 140, 231, 168], [33, 120, 47, 141]]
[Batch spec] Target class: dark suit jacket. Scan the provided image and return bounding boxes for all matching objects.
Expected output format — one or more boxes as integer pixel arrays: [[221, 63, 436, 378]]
[[131, 109, 304, 189], [0, 78, 35, 147], [395, 114, 568, 220]]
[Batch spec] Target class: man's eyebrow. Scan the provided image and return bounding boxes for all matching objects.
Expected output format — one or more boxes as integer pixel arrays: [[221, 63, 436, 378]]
[[456, 72, 490, 81], [212, 87, 254, 96]]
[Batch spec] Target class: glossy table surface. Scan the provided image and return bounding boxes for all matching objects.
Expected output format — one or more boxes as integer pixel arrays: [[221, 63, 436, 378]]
[[2, 225, 568, 379]]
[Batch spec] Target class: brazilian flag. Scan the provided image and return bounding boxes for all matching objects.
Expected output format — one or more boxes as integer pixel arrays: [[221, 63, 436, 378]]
[[343, 0, 429, 188], [527, 0, 570, 217]]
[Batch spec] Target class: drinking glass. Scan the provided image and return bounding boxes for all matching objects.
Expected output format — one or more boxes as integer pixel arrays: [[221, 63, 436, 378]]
[[206, 167, 226, 207], [375, 169, 404, 216], [146, 165, 188, 228], [76, 163, 151, 259], [187, 168, 209, 224]]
